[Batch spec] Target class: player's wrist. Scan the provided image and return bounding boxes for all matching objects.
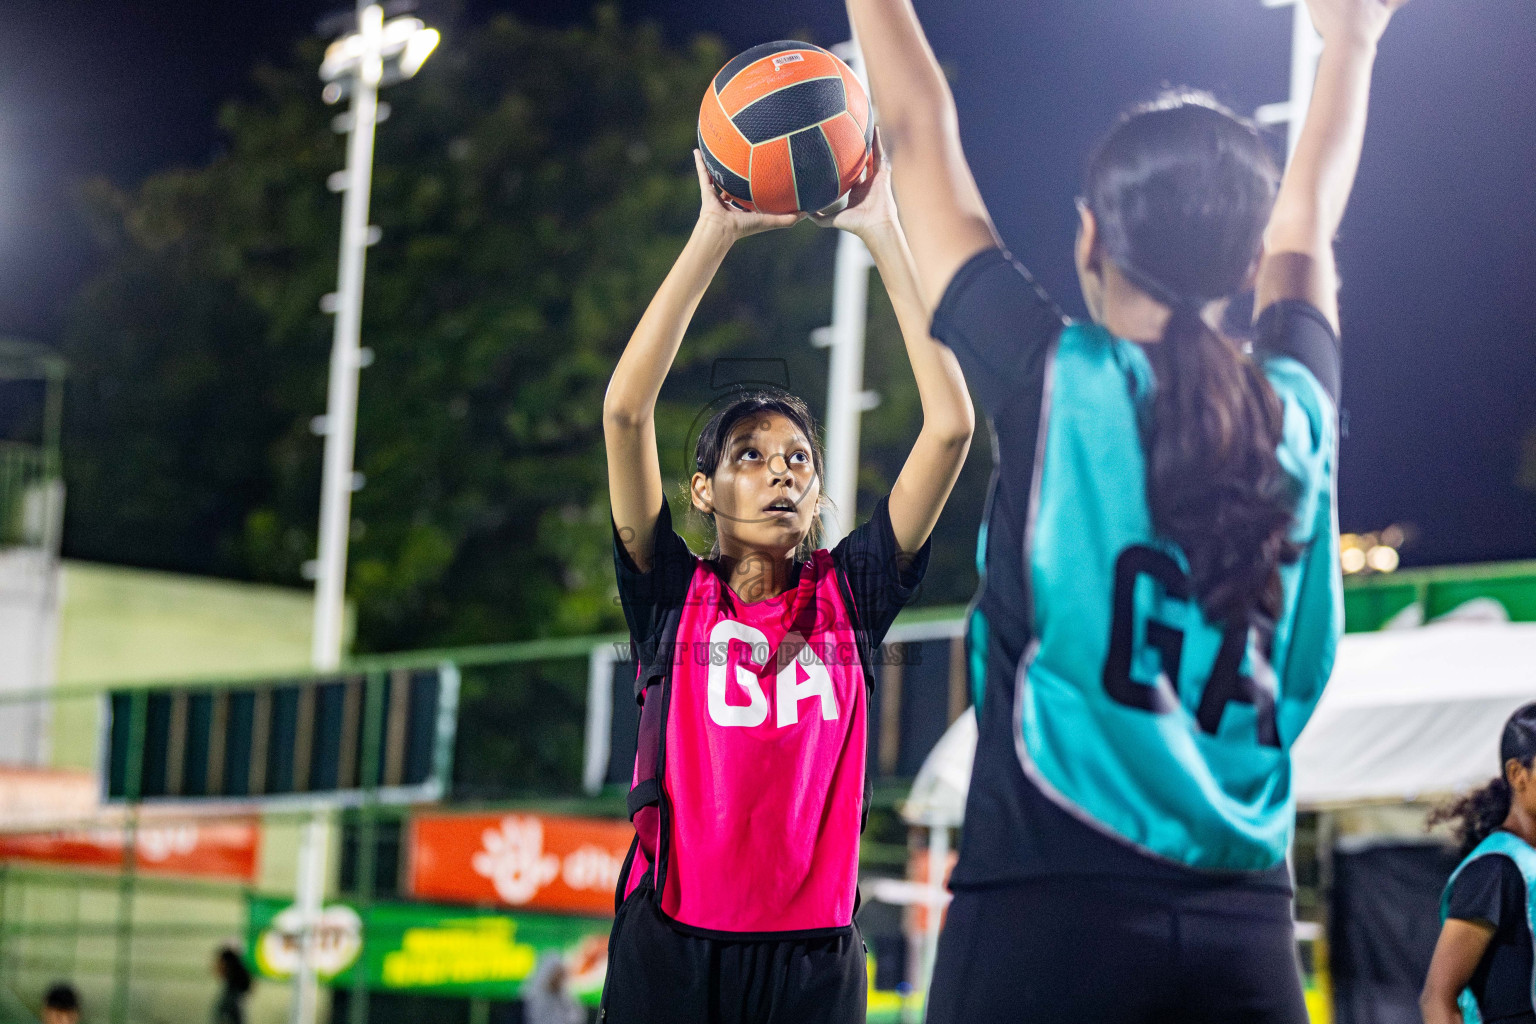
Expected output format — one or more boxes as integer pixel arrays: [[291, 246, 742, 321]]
[[1319, 28, 1381, 58], [692, 215, 741, 251], [851, 218, 900, 245]]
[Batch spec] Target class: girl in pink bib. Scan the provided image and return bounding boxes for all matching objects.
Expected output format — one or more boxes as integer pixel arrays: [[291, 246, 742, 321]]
[[599, 143, 974, 1024]]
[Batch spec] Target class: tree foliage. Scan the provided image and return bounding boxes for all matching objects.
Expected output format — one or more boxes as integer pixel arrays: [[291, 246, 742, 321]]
[[60, 8, 988, 653]]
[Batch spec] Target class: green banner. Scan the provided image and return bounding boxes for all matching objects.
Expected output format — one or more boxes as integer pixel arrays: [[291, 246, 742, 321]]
[[246, 895, 611, 1003], [246, 894, 926, 1015]]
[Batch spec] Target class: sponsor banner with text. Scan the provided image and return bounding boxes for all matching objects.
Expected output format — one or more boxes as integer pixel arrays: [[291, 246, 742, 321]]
[[246, 895, 610, 1004], [0, 819, 259, 881], [408, 811, 631, 917]]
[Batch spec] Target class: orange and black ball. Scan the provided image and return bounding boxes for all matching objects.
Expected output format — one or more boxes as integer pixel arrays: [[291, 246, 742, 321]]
[[698, 41, 874, 216]]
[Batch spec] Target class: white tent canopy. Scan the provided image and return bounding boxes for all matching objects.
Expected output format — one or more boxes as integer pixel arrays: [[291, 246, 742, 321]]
[[903, 620, 1536, 826]]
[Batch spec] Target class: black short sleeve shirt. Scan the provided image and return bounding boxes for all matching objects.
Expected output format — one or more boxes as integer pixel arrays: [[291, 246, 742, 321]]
[[828, 493, 931, 647], [1448, 849, 1535, 1021], [612, 499, 697, 660]]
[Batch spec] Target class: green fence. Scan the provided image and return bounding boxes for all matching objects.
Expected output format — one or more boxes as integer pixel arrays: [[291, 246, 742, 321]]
[[0, 612, 966, 1024], [5, 561, 1536, 1024], [0, 636, 617, 1024]]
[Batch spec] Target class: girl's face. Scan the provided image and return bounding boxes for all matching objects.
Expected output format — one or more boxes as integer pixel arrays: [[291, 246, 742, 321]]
[[1510, 757, 1536, 819], [692, 411, 820, 558]]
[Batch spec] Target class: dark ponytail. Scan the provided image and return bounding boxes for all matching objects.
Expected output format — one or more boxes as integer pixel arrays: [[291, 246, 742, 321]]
[[1429, 701, 1536, 856], [1143, 308, 1300, 624], [1085, 92, 1298, 625]]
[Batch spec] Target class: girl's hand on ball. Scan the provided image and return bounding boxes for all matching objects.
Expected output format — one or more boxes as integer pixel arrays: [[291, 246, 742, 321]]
[[813, 132, 894, 239], [1303, 0, 1410, 48], [694, 150, 802, 240]]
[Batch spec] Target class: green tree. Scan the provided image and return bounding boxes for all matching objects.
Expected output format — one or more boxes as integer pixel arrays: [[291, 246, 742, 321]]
[[60, 8, 987, 654]]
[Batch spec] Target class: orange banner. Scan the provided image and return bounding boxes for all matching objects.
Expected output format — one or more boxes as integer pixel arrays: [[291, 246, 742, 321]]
[[408, 811, 633, 917], [0, 820, 259, 881]]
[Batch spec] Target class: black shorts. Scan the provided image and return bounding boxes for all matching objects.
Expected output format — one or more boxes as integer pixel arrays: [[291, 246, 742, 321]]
[[927, 877, 1308, 1024], [599, 888, 867, 1024]]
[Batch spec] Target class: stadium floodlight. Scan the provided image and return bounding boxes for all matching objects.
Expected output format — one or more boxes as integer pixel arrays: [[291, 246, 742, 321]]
[[310, 2, 439, 679], [319, 9, 439, 98], [398, 23, 441, 78], [297, 9, 439, 1024]]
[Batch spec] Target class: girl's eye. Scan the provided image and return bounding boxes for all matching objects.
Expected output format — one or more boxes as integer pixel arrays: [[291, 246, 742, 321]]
[[740, 449, 759, 461], [790, 451, 809, 465]]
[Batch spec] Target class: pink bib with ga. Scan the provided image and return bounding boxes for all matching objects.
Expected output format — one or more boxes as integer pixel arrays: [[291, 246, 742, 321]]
[[625, 548, 868, 934]]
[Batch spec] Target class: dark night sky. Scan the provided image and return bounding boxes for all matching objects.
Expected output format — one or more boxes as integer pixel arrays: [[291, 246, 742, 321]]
[[2, 0, 1534, 567]]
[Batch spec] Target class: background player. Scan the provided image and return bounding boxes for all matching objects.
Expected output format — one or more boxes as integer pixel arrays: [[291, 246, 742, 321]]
[[598, 146, 973, 1022], [843, 0, 1408, 1018], [1423, 703, 1536, 1024]]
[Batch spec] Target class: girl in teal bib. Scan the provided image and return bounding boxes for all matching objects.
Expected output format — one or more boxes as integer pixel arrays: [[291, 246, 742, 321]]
[[846, 0, 1411, 1019], [1423, 703, 1536, 1024]]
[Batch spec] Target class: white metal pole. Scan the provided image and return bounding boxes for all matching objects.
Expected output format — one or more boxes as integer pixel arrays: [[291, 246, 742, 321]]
[[312, 4, 384, 674], [1257, 0, 1324, 160], [1286, 0, 1324, 158], [820, 229, 874, 547], [583, 642, 617, 795], [920, 823, 949, 1000], [296, 10, 384, 1024], [289, 810, 332, 1024], [818, 41, 876, 547]]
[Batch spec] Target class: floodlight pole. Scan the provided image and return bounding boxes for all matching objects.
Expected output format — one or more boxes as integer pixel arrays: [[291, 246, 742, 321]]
[[289, 812, 333, 1024], [1257, 0, 1325, 159], [299, 5, 440, 1023], [312, 2, 384, 677], [296, 8, 381, 1015], [817, 41, 878, 547], [300, 11, 380, 1019]]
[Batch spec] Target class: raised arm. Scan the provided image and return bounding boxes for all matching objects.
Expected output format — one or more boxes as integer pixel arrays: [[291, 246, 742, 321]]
[[1256, 0, 1409, 334], [819, 145, 975, 554], [845, 0, 1000, 311], [603, 153, 799, 571]]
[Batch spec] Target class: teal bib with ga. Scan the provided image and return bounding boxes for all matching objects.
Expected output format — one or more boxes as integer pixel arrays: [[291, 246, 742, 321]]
[[1440, 831, 1536, 1024], [1016, 321, 1342, 872]]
